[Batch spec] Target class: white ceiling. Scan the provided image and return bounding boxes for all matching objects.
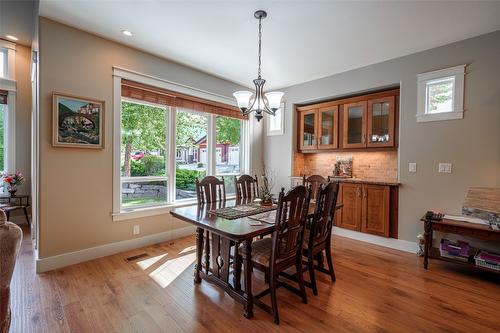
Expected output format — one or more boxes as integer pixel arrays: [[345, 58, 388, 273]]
[[39, 1, 500, 89], [0, 0, 37, 46]]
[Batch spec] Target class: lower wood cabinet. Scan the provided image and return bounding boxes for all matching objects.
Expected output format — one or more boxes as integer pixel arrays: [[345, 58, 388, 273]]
[[336, 182, 397, 238]]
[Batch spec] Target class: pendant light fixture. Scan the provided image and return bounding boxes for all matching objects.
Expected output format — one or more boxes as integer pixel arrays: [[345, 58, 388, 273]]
[[233, 10, 284, 122]]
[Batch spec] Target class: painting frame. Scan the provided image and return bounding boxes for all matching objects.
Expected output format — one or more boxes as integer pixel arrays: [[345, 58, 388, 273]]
[[52, 92, 105, 149]]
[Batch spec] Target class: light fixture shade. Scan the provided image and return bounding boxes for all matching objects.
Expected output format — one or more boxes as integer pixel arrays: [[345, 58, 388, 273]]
[[233, 91, 253, 110], [265, 91, 284, 110]]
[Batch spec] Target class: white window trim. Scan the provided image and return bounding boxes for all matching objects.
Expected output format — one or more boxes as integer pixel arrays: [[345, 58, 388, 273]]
[[0, 40, 16, 177], [112, 67, 250, 221], [416, 64, 465, 123]]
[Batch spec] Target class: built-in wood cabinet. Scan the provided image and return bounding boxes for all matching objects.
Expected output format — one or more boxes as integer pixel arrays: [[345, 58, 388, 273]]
[[298, 106, 339, 151], [366, 96, 395, 148], [361, 184, 390, 237], [297, 89, 399, 152], [337, 183, 362, 231], [336, 182, 397, 238], [342, 101, 367, 149]]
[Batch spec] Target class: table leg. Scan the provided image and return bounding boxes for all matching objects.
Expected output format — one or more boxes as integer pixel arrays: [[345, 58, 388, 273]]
[[204, 230, 210, 274], [194, 227, 204, 284], [243, 238, 253, 319], [233, 242, 242, 291], [423, 220, 432, 270], [23, 207, 30, 226]]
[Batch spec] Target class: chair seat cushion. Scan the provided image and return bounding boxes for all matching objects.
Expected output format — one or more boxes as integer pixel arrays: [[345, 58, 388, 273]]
[[238, 238, 273, 267]]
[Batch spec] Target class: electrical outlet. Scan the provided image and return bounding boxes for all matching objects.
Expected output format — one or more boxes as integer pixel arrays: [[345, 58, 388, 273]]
[[133, 225, 140, 235], [409, 162, 417, 173], [438, 163, 452, 174]]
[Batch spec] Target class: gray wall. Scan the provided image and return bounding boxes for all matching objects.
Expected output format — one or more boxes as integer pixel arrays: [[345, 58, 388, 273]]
[[264, 30, 500, 242]]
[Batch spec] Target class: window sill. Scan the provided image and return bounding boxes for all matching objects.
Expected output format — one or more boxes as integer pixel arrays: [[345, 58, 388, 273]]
[[416, 110, 463, 123], [112, 195, 236, 221]]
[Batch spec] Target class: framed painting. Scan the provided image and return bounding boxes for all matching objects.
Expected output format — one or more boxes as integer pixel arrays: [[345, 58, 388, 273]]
[[52, 93, 104, 148]]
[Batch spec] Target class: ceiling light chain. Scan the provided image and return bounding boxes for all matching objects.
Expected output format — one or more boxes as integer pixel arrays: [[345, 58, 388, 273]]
[[233, 10, 284, 122]]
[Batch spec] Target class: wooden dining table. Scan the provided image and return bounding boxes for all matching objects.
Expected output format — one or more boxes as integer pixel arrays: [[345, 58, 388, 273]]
[[170, 199, 342, 319]]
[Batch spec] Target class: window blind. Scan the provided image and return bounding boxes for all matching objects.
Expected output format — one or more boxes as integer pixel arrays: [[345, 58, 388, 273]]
[[121, 80, 247, 120]]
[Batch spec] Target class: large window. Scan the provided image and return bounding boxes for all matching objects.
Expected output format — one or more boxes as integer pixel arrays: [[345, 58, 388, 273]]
[[121, 101, 168, 208], [115, 77, 249, 215], [215, 116, 242, 195], [175, 109, 208, 200]]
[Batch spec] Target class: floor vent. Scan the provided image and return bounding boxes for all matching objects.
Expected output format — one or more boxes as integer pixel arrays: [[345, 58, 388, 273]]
[[125, 253, 149, 262]]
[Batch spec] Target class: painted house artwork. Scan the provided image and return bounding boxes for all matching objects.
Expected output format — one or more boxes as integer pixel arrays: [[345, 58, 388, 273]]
[[176, 135, 240, 172], [53, 93, 104, 148]]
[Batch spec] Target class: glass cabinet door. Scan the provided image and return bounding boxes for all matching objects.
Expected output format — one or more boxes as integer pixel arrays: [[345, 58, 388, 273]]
[[342, 101, 367, 148], [367, 96, 395, 147], [318, 106, 338, 149], [300, 110, 317, 150]]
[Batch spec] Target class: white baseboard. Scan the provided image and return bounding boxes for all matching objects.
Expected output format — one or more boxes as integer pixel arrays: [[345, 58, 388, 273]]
[[36, 225, 196, 273], [332, 227, 417, 254]]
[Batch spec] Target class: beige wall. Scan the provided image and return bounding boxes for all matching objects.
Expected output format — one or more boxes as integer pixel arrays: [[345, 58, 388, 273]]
[[265, 30, 500, 243], [38, 18, 262, 258]]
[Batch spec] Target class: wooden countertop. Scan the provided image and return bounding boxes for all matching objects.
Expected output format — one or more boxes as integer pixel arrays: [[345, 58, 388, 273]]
[[290, 176, 400, 186]]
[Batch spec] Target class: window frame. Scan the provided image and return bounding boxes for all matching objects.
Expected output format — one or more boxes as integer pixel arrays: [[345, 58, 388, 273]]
[[0, 40, 17, 190], [416, 64, 465, 123], [112, 67, 250, 221]]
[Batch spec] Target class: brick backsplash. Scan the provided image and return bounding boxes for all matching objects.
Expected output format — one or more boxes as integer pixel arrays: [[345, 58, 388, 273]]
[[293, 151, 398, 182]]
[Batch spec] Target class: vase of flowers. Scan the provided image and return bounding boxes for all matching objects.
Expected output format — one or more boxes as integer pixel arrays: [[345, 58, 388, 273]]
[[3, 172, 25, 197], [259, 169, 276, 207]]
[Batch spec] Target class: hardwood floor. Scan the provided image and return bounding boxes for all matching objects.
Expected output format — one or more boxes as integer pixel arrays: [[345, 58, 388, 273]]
[[10, 225, 500, 333]]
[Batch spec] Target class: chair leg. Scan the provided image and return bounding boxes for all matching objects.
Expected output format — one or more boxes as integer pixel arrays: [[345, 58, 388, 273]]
[[297, 256, 308, 304], [269, 274, 279, 325], [325, 246, 336, 282], [234, 251, 242, 291], [307, 253, 318, 296]]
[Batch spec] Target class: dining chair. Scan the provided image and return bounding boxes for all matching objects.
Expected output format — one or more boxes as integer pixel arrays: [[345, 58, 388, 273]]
[[236, 185, 312, 324], [195, 175, 226, 204], [235, 174, 259, 201], [303, 182, 339, 295], [195, 176, 226, 275], [302, 175, 328, 200]]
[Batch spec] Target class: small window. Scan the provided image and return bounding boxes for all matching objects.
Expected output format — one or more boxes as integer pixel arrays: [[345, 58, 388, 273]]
[[417, 65, 465, 122], [0, 48, 6, 78], [267, 103, 285, 136]]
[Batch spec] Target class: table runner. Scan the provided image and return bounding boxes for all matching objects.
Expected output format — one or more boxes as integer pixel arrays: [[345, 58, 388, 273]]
[[209, 203, 276, 220]]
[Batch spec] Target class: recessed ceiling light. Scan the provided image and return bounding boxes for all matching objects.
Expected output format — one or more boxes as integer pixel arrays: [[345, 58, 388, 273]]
[[121, 30, 133, 37], [6, 35, 19, 41]]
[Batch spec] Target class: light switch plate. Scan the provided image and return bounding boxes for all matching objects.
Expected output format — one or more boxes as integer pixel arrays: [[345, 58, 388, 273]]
[[133, 225, 140, 235], [409, 162, 417, 173], [438, 163, 452, 174]]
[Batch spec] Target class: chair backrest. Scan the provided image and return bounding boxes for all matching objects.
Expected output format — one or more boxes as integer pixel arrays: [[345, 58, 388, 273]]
[[308, 182, 339, 249], [195, 176, 226, 204], [271, 185, 311, 265], [235, 174, 259, 200], [303, 175, 328, 199]]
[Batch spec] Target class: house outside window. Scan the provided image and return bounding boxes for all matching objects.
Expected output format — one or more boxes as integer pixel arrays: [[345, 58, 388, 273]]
[[417, 65, 465, 122]]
